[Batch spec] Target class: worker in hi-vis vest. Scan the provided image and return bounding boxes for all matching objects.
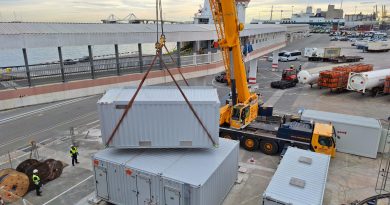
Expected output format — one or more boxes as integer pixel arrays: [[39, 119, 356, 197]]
[[32, 169, 42, 196], [70, 145, 79, 166]]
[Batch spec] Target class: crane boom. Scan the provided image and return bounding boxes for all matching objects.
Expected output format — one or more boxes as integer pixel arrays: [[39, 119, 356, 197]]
[[209, 0, 259, 129]]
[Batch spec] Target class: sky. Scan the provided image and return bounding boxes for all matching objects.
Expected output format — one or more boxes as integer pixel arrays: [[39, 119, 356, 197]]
[[0, 0, 389, 23]]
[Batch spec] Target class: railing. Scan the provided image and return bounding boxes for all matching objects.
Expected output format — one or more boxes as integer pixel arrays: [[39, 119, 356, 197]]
[[0, 52, 223, 90]]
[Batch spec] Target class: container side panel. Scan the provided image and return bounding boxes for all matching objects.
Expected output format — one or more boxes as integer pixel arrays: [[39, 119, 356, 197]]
[[99, 87, 220, 148], [94, 167, 109, 200], [107, 162, 126, 204], [200, 140, 239, 205]]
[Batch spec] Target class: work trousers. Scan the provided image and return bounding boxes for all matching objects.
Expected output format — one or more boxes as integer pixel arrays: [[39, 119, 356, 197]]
[[35, 183, 42, 196], [72, 155, 78, 166]]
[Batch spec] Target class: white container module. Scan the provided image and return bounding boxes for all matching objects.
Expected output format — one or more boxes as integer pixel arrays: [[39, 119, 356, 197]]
[[301, 109, 383, 158], [93, 138, 239, 205], [347, 69, 390, 93], [262, 147, 330, 205], [367, 41, 390, 51], [98, 86, 220, 148]]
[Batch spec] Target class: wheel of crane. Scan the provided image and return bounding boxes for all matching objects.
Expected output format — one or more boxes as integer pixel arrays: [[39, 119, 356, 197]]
[[242, 136, 259, 151], [260, 140, 279, 155]]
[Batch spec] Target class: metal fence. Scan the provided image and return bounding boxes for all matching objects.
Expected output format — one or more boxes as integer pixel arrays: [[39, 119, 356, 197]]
[[0, 52, 222, 90]]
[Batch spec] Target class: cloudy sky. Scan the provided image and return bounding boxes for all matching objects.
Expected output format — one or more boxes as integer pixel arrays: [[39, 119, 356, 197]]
[[0, 0, 388, 23]]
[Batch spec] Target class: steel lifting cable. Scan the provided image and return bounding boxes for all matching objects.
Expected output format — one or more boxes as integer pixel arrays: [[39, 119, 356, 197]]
[[106, 0, 214, 146], [105, 55, 159, 146], [157, 0, 189, 86], [155, 0, 159, 42], [105, 51, 215, 147], [157, 54, 217, 146]]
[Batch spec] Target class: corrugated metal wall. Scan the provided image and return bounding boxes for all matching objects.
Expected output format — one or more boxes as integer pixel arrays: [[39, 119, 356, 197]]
[[98, 87, 220, 148]]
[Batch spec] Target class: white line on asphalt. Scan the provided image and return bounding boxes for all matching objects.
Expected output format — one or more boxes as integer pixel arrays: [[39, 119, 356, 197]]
[[0, 96, 95, 125], [0, 136, 71, 166], [42, 175, 94, 205], [0, 111, 97, 148], [85, 120, 99, 126]]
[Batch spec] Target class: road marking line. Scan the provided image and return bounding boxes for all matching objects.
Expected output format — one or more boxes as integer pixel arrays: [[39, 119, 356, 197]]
[[0, 111, 97, 148], [86, 120, 99, 126], [0, 96, 94, 125], [42, 175, 94, 205]]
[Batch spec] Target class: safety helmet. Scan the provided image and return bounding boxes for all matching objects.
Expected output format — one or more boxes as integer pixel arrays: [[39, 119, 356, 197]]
[[33, 169, 38, 174]]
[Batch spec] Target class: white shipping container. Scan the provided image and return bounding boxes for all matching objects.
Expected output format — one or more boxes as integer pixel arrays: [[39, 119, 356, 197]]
[[301, 109, 382, 158], [367, 41, 390, 51], [347, 69, 390, 93], [98, 86, 220, 148], [93, 138, 239, 205], [304, 47, 341, 58], [304, 48, 317, 57], [262, 147, 330, 205]]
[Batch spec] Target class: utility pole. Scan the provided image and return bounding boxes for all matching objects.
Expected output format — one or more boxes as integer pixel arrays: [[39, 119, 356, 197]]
[[291, 6, 294, 16], [270, 5, 274, 21], [280, 10, 283, 20]]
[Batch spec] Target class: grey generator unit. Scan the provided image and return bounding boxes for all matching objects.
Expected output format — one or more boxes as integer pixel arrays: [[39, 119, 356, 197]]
[[301, 109, 383, 158], [93, 138, 239, 205], [98, 86, 220, 148], [262, 147, 330, 205]]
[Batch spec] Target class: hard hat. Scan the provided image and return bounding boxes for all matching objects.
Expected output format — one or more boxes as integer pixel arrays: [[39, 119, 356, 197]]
[[33, 169, 38, 174]]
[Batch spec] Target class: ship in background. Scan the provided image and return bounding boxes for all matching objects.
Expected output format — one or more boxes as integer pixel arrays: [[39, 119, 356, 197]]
[[251, 5, 345, 26], [193, 0, 250, 24]]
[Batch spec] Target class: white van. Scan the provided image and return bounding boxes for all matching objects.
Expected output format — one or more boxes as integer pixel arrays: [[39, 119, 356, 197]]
[[280, 51, 302, 62]]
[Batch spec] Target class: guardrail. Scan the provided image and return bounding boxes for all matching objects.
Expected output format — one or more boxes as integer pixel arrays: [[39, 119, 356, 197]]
[[0, 52, 223, 89]]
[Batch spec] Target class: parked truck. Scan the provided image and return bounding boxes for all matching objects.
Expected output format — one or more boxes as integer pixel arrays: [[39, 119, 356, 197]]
[[304, 47, 341, 60], [364, 41, 390, 52], [304, 47, 363, 63]]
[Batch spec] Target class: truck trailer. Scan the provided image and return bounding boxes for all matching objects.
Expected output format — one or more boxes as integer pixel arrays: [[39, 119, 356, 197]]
[[219, 115, 336, 157]]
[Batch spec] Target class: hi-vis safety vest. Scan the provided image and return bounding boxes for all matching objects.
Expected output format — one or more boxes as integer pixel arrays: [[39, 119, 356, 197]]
[[32, 174, 40, 185], [70, 147, 78, 156]]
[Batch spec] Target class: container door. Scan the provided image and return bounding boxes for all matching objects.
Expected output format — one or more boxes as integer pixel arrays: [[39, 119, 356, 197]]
[[164, 186, 181, 205], [136, 175, 151, 205], [95, 167, 109, 199]]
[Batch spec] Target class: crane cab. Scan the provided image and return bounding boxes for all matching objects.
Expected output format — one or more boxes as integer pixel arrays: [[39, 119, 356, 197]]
[[311, 123, 336, 157], [229, 96, 259, 129]]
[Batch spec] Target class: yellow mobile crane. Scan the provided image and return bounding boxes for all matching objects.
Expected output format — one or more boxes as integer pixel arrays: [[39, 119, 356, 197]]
[[209, 0, 336, 157]]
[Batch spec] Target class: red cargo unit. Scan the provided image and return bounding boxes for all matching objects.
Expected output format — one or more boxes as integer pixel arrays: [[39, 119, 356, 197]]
[[318, 64, 373, 91], [384, 76, 390, 94]]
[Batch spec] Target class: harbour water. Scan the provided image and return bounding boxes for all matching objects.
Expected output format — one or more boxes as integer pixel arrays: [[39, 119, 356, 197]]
[[0, 42, 176, 67]]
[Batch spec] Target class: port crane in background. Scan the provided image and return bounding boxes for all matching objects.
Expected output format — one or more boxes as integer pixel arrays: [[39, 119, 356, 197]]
[[209, 0, 336, 156]]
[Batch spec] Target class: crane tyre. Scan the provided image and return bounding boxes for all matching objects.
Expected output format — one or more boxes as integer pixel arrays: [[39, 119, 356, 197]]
[[260, 140, 279, 155], [242, 136, 259, 151]]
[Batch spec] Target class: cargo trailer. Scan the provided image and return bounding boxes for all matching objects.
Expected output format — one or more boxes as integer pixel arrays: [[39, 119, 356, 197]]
[[365, 41, 390, 52], [298, 63, 350, 87], [98, 86, 220, 148], [301, 109, 382, 158], [262, 147, 330, 205], [93, 138, 239, 205], [347, 69, 390, 96]]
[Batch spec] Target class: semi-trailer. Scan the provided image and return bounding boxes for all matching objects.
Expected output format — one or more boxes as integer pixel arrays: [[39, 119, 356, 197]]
[[347, 69, 390, 96], [298, 63, 350, 87]]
